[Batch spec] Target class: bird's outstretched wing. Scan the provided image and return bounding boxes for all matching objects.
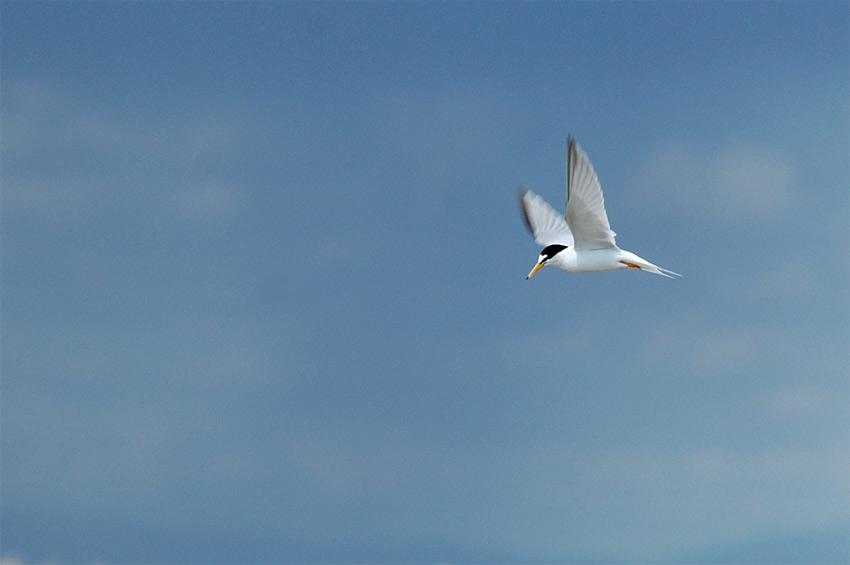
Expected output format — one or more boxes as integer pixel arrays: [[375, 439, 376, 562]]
[[518, 188, 574, 247], [566, 138, 617, 250]]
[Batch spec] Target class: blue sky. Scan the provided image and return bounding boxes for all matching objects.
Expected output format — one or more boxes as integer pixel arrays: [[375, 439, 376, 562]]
[[1, 2, 848, 563]]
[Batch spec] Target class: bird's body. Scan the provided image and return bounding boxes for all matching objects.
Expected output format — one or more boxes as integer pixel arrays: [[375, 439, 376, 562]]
[[520, 138, 679, 279], [543, 246, 658, 274]]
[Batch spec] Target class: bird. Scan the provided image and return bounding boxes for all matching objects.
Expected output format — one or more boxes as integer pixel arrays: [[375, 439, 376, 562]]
[[520, 137, 680, 280]]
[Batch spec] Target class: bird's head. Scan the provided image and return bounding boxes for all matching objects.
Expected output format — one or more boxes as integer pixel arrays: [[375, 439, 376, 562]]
[[526, 244, 568, 279]]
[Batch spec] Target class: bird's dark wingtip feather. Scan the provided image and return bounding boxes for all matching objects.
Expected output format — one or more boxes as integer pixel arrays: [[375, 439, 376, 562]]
[[517, 187, 534, 234], [566, 136, 576, 202]]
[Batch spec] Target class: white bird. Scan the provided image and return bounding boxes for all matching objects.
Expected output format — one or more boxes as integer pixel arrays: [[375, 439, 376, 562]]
[[520, 137, 680, 279]]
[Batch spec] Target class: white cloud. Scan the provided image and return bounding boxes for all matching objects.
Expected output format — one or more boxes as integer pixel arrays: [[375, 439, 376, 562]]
[[639, 139, 797, 224], [166, 182, 244, 222], [715, 259, 816, 300], [760, 383, 845, 421], [1, 79, 248, 222], [509, 440, 848, 561], [641, 317, 777, 375], [0, 176, 87, 218], [639, 313, 844, 381]]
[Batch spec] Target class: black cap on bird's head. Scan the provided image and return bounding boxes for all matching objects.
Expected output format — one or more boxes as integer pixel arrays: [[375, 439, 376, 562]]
[[540, 244, 567, 262], [527, 244, 568, 279]]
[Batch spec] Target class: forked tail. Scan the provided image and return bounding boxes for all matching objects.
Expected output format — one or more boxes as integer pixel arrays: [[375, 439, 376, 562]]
[[620, 257, 681, 278], [648, 265, 682, 278]]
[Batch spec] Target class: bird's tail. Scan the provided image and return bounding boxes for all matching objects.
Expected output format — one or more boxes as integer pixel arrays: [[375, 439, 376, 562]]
[[651, 265, 682, 278], [622, 253, 681, 278]]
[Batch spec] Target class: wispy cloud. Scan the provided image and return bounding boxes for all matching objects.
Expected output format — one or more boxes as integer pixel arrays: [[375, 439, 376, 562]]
[[714, 259, 816, 301], [639, 140, 797, 224], [2, 79, 249, 222], [510, 440, 848, 561], [762, 384, 840, 419], [640, 314, 844, 380]]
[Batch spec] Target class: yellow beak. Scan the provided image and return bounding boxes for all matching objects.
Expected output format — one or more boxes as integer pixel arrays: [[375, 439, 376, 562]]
[[526, 261, 545, 279]]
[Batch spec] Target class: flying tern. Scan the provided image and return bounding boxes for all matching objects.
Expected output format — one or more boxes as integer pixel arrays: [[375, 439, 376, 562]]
[[520, 138, 679, 279]]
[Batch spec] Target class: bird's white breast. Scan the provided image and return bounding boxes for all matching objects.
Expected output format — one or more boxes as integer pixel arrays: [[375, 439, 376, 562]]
[[549, 247, 628, 273]]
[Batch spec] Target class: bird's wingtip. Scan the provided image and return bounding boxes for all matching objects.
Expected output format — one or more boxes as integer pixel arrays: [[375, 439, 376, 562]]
[[517, 187, 534, 233]]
